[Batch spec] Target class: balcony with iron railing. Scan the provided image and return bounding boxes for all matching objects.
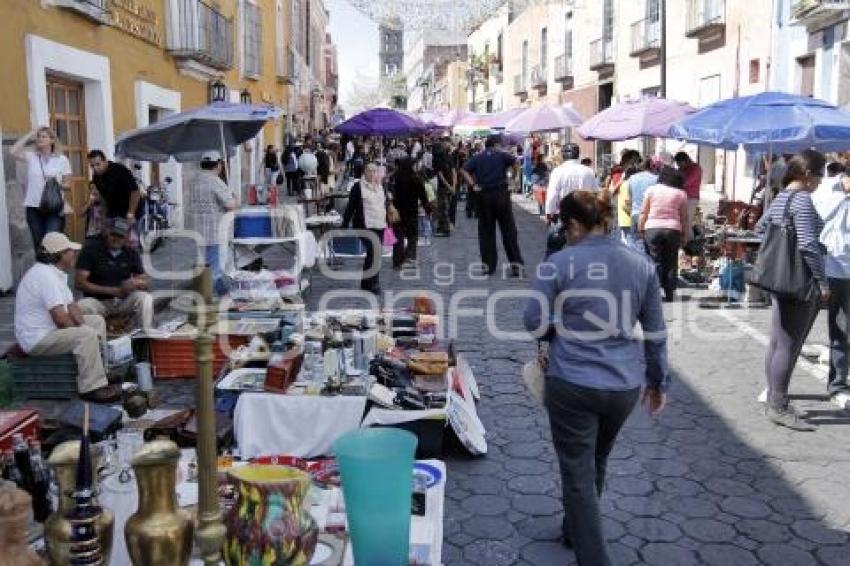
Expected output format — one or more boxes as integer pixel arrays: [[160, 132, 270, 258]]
[[589, 38, 614, 72], [685, 0, 726, 38], [276, 46, 298, 84], [554, 53, 573, 83], [167, 0, 234, 71], [53, 0, 111, 24], [630, 18, 660, 57], [791, 1, 850, 27], [513, 74, 528, 96], [530, 64, 547, 91]]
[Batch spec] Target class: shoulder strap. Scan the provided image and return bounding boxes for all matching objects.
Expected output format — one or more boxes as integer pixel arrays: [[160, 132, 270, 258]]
[[781, 190, 798, 225]]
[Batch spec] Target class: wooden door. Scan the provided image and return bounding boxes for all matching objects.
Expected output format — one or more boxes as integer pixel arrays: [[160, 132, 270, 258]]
[[47, 76, 88, 242]]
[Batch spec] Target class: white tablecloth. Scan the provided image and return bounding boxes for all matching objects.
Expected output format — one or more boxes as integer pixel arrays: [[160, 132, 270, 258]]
[[233, 393, 368, 458]]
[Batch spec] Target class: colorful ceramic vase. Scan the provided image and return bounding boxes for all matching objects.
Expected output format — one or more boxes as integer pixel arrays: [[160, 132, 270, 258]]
[[125, 440, 193, 566], [224, 465, 318, 566]]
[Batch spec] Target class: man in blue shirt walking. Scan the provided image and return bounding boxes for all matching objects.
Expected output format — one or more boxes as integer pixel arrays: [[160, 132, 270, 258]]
[[462, 136, 525, 276]]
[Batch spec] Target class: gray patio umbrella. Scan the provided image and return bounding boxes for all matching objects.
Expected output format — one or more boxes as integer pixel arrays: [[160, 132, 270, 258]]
[[114, 101, 283, 163]]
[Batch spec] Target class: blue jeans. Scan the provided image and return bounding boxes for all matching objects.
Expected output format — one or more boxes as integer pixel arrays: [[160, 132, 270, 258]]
[[26, 207, 65, 250], [204, 244, 228, 296], [828, 277, 850, 394]]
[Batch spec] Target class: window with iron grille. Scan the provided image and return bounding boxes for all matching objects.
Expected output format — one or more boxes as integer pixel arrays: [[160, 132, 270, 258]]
[[243, 1, 261, 78]]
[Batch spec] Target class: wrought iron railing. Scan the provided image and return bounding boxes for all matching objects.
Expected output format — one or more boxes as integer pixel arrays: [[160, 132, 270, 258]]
[[167, 0, 234, 71], [589, 38, 614, 69], [513, 74, 527, 95], [631, 18, 660, 54], [686, 0, 726, 36]]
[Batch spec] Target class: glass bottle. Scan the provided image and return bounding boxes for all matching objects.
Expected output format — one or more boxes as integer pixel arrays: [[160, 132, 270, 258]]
[[28, 440, 52, 523], [12, 433, 33, 491]]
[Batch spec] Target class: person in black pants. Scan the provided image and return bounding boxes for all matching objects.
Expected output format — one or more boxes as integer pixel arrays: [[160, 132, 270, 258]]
[[342, 163, 388, 294], [524, 191, 669, 566], [461, 136, 525, 276], [390, 157, 430, 268]]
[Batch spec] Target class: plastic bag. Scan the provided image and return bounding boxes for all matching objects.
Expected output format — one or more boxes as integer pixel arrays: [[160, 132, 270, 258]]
[[382, 226, 397, 247]]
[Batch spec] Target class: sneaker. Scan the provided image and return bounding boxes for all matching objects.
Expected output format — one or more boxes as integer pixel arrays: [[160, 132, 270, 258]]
[[830, 391, 850, 410], [766, 404, 816, 432], [509, 265, 526, 279], [757, 388, 768, 404]]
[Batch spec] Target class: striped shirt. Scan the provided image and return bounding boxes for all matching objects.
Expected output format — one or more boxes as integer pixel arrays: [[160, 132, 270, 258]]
[[755, 190, 826, 284]]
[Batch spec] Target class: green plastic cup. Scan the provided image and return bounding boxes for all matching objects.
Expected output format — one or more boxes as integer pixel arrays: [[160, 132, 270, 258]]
[[333, 428, 418, 565]]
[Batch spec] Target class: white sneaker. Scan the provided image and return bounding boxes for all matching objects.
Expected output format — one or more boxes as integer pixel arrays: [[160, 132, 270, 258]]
[[831, 392, 850, 410], [757, 388, 768, 404]]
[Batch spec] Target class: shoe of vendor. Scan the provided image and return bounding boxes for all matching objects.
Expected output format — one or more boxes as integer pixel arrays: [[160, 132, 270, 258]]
[[80, 384, 122, 404]]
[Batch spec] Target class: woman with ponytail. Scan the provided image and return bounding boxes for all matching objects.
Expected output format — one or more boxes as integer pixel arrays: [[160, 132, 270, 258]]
[[524, 190, 670, 566]]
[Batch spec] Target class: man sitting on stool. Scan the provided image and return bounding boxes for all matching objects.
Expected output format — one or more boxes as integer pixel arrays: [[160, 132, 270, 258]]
[[76, 218, 153, 330], [14, 233, 120, 403]]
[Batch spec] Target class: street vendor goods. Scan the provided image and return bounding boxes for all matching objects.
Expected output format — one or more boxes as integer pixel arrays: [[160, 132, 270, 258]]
[[223, 465, 318, 566], [0, 485, 41, 566], [125, 440, 194, 566], [45, 440, 115, 566]]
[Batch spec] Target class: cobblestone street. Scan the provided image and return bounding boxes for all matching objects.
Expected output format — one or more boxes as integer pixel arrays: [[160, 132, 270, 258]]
[[306, 198, 850, 565], [2, 199, 849, 565]]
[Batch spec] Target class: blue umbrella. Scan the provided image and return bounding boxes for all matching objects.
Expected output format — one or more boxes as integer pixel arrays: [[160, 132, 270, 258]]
[[114, 101, 283, 163], [335, 108, 428, 137], [669, 91, 850, 152]]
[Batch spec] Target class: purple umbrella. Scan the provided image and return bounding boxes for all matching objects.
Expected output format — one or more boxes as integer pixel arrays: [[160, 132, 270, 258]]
[[503, 104, 584, 134], [578, 96, 695, 141], [335, 107, 428, 137], [487, 108, 526, 129]]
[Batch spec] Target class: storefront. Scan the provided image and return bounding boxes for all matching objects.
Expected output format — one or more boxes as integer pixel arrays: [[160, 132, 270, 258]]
[[0, 0, 290, 286]]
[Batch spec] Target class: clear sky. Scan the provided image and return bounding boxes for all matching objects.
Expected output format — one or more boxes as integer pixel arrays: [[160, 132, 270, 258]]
[[327, 0, 379, 114]]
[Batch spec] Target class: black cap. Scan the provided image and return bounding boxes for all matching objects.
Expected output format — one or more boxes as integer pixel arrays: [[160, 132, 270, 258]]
[[562, 143, 581, 160], [109, 217, 131, 237]]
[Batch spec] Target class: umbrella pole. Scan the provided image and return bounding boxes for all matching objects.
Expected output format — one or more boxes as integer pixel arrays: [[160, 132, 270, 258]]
[[220, 122, 230, 194], [764, 146, 774, 204]]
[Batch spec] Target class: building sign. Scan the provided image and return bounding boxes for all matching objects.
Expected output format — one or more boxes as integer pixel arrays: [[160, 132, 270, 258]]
[[109, 0, 161, 46]]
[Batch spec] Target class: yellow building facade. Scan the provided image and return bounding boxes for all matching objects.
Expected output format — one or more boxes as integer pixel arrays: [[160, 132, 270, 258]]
[[0, 0, 304, 245]]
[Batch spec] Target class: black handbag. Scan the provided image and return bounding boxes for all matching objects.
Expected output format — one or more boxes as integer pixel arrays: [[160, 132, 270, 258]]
[[38, 156, 65, 215], [746, 192, 816, 302]]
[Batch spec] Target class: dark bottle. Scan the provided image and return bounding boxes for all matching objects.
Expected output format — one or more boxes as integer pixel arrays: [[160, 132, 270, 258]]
[[2, 450, 24, 488], [12, 433, 33, 490], [28, 440, 52, 522]]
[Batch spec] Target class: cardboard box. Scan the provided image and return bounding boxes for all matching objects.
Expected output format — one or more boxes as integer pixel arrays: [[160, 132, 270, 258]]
[[0, 409, 39, 451]]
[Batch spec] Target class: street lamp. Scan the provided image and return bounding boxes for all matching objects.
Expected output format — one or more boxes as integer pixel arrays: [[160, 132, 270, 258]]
[[240, 89, 252, 104], [209, 80, 227, 103]]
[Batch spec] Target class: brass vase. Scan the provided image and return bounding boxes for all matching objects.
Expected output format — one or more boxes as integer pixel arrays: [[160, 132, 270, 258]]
[[45, 440, 115, 566], [223, 465, 318, 566], [125, 440, 193, 566]]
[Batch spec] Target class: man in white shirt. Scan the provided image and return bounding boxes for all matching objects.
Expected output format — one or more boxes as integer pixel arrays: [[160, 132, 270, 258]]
[[545, 144, 599, 218], [14, 232, 120, 403]]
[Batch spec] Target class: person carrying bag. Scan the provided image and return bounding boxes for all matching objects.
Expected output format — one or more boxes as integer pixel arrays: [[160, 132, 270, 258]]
[[752, 150, 829, 432]]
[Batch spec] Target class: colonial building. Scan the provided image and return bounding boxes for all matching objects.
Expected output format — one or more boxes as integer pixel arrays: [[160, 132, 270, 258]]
[[404, 28, 467, 112], [0, 0, 336, 289]]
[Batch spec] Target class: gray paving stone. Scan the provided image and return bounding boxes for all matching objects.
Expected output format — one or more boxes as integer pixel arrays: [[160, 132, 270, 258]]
[[461, 540, 520, 566], [618, 534, 644, 550], [503, 458, 552, 476], [704, 477, 755, 497], [698, 544, 760, 566], [719, 496, 773, 519], [502, 441, 547, 459], [608, 542, 640, 565], [461, 516, 516, 539], [639, 542, 697, 565], [680, 518, 737, 543], [817, 545, 850, 566], [614, 495, 664, 517], [459, 477, 503, 495], [460, 494, 511, 516], [511, 494, 562, 516], [790, 519, 848, 544], [607, 477, 654, 496], [665, 496, 719, 518], [520, 541, 576, 566], [655, 477, 703, 497], [507, 475, 558, 496], [625, 517, 682, 542], [735, 519, 792, 543], [757, 543, 821, 566]]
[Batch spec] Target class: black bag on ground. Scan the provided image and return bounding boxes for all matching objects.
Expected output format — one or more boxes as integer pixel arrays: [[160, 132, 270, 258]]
[[746, 192, 816, 301]]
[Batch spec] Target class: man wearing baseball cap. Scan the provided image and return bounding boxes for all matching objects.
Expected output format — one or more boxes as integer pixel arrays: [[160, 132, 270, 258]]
[[14, 232, 120, 403], [76, 217, 152, 329], [184, 150, 237, 295]]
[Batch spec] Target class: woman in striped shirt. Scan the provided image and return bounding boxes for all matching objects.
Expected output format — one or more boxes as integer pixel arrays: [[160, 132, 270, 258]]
[[755, 149, 830, 431]]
